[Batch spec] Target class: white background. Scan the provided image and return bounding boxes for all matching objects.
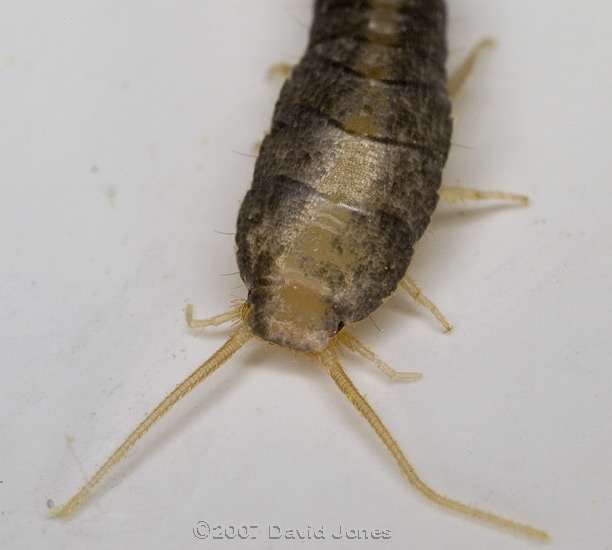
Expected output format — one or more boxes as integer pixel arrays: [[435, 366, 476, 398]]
[[1, 1, 611, 549]]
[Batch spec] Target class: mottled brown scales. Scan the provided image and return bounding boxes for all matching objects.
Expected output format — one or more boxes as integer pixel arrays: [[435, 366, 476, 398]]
[[53, 0, 547, 541], [238, 0, 451, 352]]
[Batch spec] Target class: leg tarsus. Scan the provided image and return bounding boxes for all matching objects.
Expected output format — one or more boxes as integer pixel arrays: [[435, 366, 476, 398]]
[[447, 38, 495, 99], [339, 332, 422, 381], [400, 276, 452, 333], [439, 186, 528, 207], [185, 303, 240, 329]]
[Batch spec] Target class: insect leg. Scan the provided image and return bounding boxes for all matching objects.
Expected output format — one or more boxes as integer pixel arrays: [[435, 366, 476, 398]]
[[318, 348, 549, 541], [185, 303, 241, 328], [447, 38, 495, 99], [338, 332, 422, 381], [266, 61, 293, 81], [439, 186, 528, 207], [399, 275, 452, 333], [52, 324, 251, 519]]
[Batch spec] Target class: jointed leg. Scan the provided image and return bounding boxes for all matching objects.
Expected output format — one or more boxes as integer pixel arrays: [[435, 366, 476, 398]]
[[400, 275, 452, 333], [186, 303, 241, 328], [445, 40, 529, 209], [266, 61, 293, 81], [447, 38, 495, 99], [439, 186, 528, 207], [338, 332, 422, 381]]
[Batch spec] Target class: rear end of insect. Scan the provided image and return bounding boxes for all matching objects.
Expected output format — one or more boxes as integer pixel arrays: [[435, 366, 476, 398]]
[[53, 0, 548, 542]]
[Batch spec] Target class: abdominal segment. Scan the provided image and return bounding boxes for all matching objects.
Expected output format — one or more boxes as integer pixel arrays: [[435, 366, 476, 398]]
[[236, 0, 451, 329]]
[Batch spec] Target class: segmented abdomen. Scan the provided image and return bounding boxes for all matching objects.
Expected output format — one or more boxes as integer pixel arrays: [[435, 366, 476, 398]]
[[237, 0, 452, 335]]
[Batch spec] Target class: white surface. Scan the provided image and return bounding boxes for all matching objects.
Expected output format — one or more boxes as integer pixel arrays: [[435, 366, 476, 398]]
[[1, 1, 611, 549]]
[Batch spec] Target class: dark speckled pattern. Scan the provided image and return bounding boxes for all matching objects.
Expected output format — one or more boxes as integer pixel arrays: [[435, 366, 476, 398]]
[[236, 0, 452, 352]]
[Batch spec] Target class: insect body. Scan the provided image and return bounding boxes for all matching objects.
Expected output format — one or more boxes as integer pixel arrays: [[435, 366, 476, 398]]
[[238, 0, 451, 353], [54, 0, 548, 541]]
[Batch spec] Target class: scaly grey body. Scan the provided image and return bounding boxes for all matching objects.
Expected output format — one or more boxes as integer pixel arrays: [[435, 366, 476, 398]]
[[54, 5, 547, 539], [236, 0, 452, 352]]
